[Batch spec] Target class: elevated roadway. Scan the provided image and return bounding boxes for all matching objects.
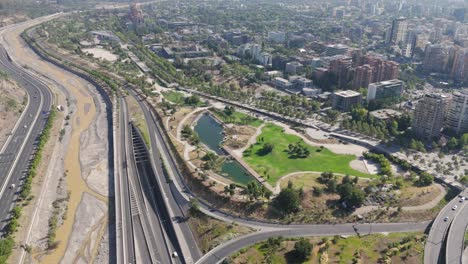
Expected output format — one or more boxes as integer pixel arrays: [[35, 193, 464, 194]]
[[425, 189, 468, 264]]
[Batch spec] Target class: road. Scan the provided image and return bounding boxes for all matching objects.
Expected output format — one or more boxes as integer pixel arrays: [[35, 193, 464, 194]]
[[7, 11, 445, 263], [425, 189, 468, 264], [0, 45, 52, 230], [127, 86, 202, 263], [197, 221, 429, 264], [446, 194, 468, 264], [127, 87, 433, 264], [115, 97, 136, 264], [118, 96, 176, 264]]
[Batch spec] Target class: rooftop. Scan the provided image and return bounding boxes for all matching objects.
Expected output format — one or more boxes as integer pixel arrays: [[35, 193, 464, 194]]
[[334, 90, 361, 97]]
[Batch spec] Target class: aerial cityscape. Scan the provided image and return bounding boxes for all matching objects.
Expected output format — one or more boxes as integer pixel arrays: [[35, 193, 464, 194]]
[[0, 0, 468, 263]]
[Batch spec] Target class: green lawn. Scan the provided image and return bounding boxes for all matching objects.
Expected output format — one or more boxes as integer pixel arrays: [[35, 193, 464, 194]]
[[162, 90, 185, 105], [211, 109, 263, 127], [243, 124, 374, 185]]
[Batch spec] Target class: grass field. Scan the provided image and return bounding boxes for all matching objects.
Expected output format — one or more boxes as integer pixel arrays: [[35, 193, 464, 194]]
[[211, 109, 263, 127], [231, 232, 424, 264], [162, 90, 185, 105], [243, 124, 374, 185]]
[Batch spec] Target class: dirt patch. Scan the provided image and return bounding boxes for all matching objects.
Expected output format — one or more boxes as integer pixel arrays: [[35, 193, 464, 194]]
[[397, 184, 443, 207], [188, 210, 253, 254], [167, 107, 193, 137], [0, 77, 25, 150], [79, 92, 109, 197], [61, 193, 107, 263], [224, 124, 256, 150]]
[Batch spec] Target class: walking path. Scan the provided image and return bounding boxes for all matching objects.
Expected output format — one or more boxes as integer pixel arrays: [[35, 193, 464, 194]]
[[231, 124, 265, 157]]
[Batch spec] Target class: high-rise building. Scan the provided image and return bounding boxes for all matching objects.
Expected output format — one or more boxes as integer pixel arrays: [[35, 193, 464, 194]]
[[446, 89, 468, 135], [367, 79, 404, 102], [389, 18, 408, 44], [329, 58, 352, 89], [353, 64, 373, 90], [450, 48, 468, 83], [352, 55, 399, 89], [412, 94, 449, 140], [423, 44, 450, 73], [332, 90, 362, 112]]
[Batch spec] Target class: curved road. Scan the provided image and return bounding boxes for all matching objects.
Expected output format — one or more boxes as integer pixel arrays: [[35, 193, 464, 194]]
[[129, 88, 431, 263], [10, 11, 441, 264], [445, 189, 468, 264], [0, 44, 52, 230], [425, 188, 468, 264]]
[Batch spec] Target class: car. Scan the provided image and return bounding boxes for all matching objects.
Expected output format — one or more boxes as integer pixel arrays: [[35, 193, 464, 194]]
[[444, 216, 449, 222], [9, 184, 15, 189], [452, 205, 458, 210], [460, 197, 466, 202], [23, 125, 27, 128], [172, 252, 178, 258]]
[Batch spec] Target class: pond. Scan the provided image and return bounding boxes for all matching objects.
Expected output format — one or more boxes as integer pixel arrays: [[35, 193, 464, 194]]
[[194, 113, 256, 186]]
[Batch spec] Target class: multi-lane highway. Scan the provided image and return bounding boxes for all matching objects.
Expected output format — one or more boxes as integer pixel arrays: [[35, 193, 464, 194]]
[[425, 188, 468, 264], [114, 97, 136, 264], [127, 86, 433, 264], [7, 11, 461, 264], [0, 45, 52, 230], [127, 86, 202, 263], [446, 193, 468, 264], [117, 96, 178, 264]]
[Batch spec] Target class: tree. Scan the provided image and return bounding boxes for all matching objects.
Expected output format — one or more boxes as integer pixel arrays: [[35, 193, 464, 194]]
[[224, 184, 236, 196], [417, 172, 434, 186], [274, 186, 301, 215], [11, 206, 21, 219], [326, 179, 338, 193], [293, 238, 312, 262], [223, 106, 235, 116], [337, 183, 365, 208], [447, 137, 459, 151], [5, 218, 18, 235], [0, 236, 14, 261], [184, 95, 201, 106], [258, 143, 274, 155]]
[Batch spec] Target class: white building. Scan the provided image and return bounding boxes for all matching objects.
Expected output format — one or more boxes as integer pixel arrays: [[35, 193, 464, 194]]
[[272, 77, 293, 90]]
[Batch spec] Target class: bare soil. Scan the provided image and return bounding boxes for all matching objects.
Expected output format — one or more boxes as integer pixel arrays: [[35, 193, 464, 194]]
[[0, 78, 25, 150]]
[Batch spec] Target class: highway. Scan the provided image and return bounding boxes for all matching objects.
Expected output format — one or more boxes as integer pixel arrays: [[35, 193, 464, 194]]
[[127, 86, 202, 263], [115, 97, 136, 264], [6, 11, 451, 264], [0, 45, 52, 231], [117, 96, 177, 264], [126, 86, 433, 264], [446, 193, 468, 264], [425, 188, 468, 264]]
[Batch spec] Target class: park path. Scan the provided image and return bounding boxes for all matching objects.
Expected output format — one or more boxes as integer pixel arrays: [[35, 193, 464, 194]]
[[231, 123, 265, 157]]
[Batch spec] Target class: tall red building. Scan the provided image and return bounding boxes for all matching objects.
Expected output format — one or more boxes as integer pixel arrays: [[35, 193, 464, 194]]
[[329, 58, 353, 89], [352, 55, 399, 89]]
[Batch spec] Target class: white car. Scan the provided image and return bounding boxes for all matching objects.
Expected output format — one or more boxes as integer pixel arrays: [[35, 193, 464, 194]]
[[172, 252, 178, 258], [444, 216, 449, 222], [452, 205, 458, 210], [460, 197, 466, 202], [9, 184, 15, 189]]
